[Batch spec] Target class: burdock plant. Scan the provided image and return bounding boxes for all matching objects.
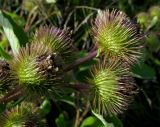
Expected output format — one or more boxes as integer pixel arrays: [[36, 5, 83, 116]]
[[0, 8, 144, 126]]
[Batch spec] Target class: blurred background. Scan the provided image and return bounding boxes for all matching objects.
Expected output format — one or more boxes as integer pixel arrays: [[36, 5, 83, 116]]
[[0, 0, 160, 127]]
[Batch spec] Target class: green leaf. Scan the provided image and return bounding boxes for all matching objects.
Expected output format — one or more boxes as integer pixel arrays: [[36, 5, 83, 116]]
[[74, 51, 97, 82], [78, 51, 88, 58], [0, 36, 8, 49], [147, 16, 158, 30], [75, 69, 90, 82], [55, 113, 66, 127], [92, 111, 114, 127], [57, 96, 76, 108], [39, 99, 51, 116], [45, 0, 56, 3], [0, 11, 28, 54], [0, 46, 12, 60], [79, 59, 97, 71], [80, 116, 105, 127], [5, 12, 25, 27], [106, 115, 123, 127], [132, 63, 156, 80], [96, 48, 102, 57], [146, 33, 160, 52], [0, 104, 6, 114]]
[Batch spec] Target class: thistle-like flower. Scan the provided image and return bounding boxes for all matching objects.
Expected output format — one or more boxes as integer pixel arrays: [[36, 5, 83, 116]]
[[92, 9, 143, 65], [0, 102, 45, 127], [9, 42, 64, 100], [88, 58, 137, 115], [33, 26, 75, 65]]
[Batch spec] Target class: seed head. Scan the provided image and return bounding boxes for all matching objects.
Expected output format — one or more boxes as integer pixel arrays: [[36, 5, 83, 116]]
[[88, 58, 137, 115], [92, 9, 143, 65]]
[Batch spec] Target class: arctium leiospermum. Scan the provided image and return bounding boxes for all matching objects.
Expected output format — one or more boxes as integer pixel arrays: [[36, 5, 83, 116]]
[[0, 102, 46, 127], [88, 59, 137, 115], [33, 26, 76, 65], [9, 42, 64, 100], [92, 9, 144, 65]]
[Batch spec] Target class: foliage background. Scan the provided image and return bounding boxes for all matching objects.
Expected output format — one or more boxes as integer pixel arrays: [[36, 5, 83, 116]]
[[0, 0, 160, 127]]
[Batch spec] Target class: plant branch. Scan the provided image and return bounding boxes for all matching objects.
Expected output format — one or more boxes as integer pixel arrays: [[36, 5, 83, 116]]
[[64, 50, 97, 72], [78, 101, 90, 126], [74, 101, 90, 127], [0, 83, 91, 104], [0, 87, 23, 104], [65, 83, 90, 91]]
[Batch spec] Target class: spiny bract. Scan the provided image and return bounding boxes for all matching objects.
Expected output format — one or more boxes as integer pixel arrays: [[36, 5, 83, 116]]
[[88, 59, 136, 115], [92, 9, 143, 64]]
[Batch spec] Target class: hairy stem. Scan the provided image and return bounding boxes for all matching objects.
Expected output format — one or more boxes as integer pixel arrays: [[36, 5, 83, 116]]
[[64, 50, 97, 72]]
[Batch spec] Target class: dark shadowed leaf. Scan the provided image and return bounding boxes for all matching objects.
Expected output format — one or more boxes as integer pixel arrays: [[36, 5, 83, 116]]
[[132, 63, 156, 80], [55, 113, 66, 127], [106, 115, 123, 127], [39, 99, 51, 116], [0, 104, 6, 114]]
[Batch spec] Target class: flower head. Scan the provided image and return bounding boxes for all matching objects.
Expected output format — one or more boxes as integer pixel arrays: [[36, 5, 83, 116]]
[[0, 102, 45, 127], [88, 58, 137, 115], [34, 26, 75, 64], [9, 42, 64, 100], [92, 9, 143, 65]]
